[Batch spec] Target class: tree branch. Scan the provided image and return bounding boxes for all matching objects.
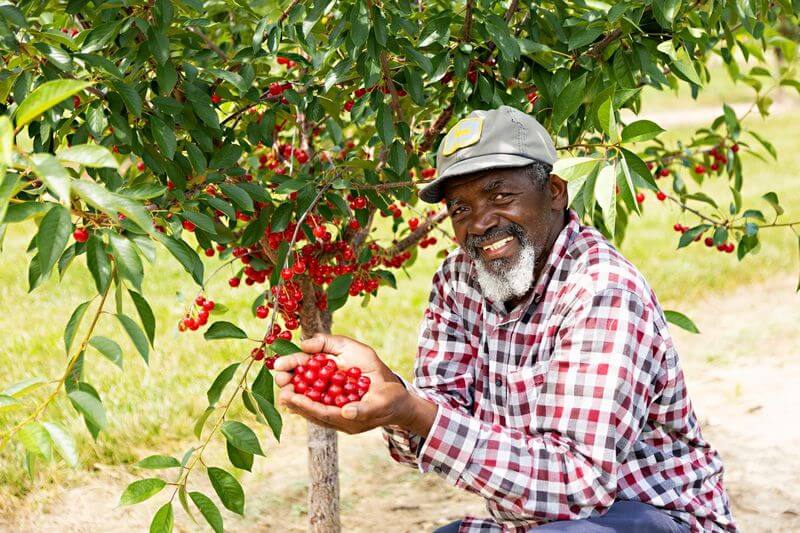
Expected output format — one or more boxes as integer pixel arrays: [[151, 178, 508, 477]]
[[187, 26, 229, 62], [418, 104, 454, 154], [388, 209, 449, 255], [586, 28, 623, 60]]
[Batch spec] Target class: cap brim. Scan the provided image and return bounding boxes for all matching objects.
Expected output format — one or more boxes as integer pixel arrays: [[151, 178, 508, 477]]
[[418, 153, 536, 203]]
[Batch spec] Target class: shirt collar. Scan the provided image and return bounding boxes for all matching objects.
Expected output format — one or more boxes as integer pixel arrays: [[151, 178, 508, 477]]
[[486, 208, 579, 321]]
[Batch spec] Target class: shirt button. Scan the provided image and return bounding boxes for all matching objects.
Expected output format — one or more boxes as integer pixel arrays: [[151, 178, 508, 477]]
[[494, 377, 503, 387]]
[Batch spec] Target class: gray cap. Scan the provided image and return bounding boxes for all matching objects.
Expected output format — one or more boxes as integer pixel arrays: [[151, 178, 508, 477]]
[[419, 105, 557, 203]]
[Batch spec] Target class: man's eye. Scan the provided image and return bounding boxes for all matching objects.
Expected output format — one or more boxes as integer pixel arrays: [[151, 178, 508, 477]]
[[493, 193, 508, 201]]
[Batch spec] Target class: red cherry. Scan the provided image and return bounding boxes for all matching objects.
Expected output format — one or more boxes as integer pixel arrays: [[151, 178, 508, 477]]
[[659, 168, 671, 177], [346, 393, 360, 403], [229, 277, 241, 287], [467, 70, 477, 84], [204, 248, 215, 257], [656, 191, 667, 201], [673, 223, 683, 232], [694, 164, 705, 174], [711, 163, 720, 171], [256, 305, 269, 319], [704, 237, 714, 247], [331, 371, 346, 386], [313, 226, 327, 239], [203, 300, 215, 311], [421, 168, 436, 178], [635, 192, 645, 204], [346, 367, 362, 380], [408, 218, 419, 230], [334, 395, 348, 407], [137, 161, 145, 171], [281, 268, 294, 281], [278, 330, 292, 340], [726, 242, 735, 253], [322, 394, 335, 406], [251, 348, 265, 361], [265, 356, 277, 370], [294, 381, 308, 394], [73, 95, 81, 109], [731, 144, 740, 153], [211, 93, 222, 104], [344, 100, 354, 112], [73, 228, 89, 243], [182, 219, 196, 232]]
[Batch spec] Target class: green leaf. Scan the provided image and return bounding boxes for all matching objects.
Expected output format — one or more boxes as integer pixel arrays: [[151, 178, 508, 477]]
[[117, 313, 150, 364], [0, 169, 20, 224], [155, 234, 204, 285], [31, 154, 71, 206], [190, 491, 224, 533], [0, 394, 21, 413], [219, 183, 253, 212], [664, 310, 700, 334], [252, 366, 274, 403], [64, 300, 91, 354], [678, 224, 711, 249], [68, 390, 107, 430], [673, 46, 702, 86], [0, 117, 11, 167], [227, 439, 254, 471], [209, 144, 243, 169], [182, 211, 217, 235], [349, 0, 369, 47], [552, 75, 586, 129], [42, 422, 78, 467], [137, 455, 181, 469], [57, 144, 117, 168], [620, 148, 658, 191], [129, 290, 156, 346], [270, 203, 293, 233], [327, 273, 353, 300], [109, 233, 144, 291], [14, 79, 91, 128], [150, 502, 173, 533], [594, 163, 617, 235], [621, 120, 664, 143], [207, 467, 245, 516], [86, 236, 111, 292], [762, 192, 784, 216], [89, 336, 123, 369], [119, 478, 167, 506], [597, 96, 618, 142], [268, 339, 300, 357], [252, 392, 282, 442], [112, 80, 143, 117], [376, 102, 394, 145], [36, 204, 71, 279], [2, 376, 47, 397], [18, 422, 52, 460], [207, 363, 240, 406], [552, 157, 600, 182], [221, 420, 264, 456], [150, 116, 177, 159], [204, 321, 247, 340]]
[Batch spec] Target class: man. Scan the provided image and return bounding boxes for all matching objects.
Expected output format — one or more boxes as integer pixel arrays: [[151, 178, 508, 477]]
[[274, 106, 737, 532]]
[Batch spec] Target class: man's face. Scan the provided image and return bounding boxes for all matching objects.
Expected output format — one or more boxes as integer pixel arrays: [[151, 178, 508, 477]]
[[442, 167, 556, 302]]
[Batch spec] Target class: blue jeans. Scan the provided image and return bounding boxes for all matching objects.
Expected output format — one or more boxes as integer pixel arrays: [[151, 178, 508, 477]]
[[434, 500, 689, 532]]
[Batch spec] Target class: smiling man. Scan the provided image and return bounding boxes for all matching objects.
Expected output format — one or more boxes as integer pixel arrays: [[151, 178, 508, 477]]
[[274, 106, 737, 532]]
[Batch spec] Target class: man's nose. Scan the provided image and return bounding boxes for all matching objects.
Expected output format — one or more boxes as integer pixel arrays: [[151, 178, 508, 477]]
[[470, 204, 500, 237]]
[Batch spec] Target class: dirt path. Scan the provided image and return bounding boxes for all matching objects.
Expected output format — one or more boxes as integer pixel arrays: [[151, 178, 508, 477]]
[[2, 275, 798, 532]]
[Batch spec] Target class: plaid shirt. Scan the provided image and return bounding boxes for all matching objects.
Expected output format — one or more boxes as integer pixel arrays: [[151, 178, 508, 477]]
[[384, 209, 736, 532]]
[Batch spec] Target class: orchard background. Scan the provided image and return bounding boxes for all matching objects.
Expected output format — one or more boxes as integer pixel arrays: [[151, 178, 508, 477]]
[[1, 0, 799, 532]]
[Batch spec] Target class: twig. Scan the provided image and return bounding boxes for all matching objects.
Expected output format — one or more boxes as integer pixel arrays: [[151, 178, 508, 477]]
[[586, 28, 623, 60], [388, 209, 449, 255], [187, 26, 228, 62]]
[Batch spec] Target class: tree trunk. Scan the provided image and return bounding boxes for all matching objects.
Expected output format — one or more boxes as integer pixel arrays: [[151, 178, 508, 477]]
[[299, 277, 339, 532]]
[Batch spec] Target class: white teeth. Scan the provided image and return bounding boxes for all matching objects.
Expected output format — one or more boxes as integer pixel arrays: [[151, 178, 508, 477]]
[[482, 236, 513, 251]]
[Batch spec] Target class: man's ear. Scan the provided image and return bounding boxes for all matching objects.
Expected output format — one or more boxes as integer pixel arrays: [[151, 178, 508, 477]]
[[548, 174, 568, 210]]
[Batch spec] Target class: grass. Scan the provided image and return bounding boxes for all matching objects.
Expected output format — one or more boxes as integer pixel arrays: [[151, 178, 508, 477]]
[[0, 91, 799, 510]]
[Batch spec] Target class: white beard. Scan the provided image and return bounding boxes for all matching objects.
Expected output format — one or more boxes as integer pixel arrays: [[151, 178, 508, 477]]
[[473, 243, 538, 303]]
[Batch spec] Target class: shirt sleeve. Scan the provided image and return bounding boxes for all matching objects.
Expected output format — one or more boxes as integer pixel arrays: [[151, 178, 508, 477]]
[[415, 288, 659, 524], [383, 259, 477, 467]]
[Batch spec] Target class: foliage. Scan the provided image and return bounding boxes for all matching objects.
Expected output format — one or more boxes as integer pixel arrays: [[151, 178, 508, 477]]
[[0, 0, 799, 530]]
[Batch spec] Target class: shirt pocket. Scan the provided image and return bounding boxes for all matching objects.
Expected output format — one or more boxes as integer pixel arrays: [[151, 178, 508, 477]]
[[504, 359, 550, 431]]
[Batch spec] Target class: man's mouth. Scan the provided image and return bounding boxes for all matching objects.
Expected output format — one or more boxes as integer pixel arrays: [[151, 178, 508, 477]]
[[479, 235, 516, 259]]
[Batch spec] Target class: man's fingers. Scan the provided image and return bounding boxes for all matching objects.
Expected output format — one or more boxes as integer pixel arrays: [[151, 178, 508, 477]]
[[273, 353, 310, 372], [300, 333, 366, 356], [273, 370, 293, 387]]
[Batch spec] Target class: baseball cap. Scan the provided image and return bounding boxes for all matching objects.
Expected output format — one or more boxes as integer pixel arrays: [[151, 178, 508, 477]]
[[418, 105, 557, 203]]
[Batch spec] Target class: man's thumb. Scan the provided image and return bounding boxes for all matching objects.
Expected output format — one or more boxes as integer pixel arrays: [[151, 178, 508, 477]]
[[340, 403, 361, 420]]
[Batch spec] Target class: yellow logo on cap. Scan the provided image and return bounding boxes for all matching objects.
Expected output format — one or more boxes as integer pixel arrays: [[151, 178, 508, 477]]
[[441, 117, 483, 156]]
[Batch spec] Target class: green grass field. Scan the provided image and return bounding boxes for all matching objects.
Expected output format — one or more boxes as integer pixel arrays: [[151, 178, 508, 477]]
[[1, 91, 798, 506]]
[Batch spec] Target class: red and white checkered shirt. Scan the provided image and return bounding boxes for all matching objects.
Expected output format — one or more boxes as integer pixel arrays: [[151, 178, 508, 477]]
[[384, 209, 736, 532]]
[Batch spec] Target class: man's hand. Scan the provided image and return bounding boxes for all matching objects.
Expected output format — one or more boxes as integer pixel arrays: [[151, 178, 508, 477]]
[[273, 333, 435, 435]]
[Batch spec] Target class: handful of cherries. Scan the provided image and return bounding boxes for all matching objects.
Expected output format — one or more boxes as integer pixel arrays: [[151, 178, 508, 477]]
[[292, 353, 370, 407]]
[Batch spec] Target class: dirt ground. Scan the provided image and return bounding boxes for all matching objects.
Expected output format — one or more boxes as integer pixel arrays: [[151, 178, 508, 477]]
[[2, 273, 799, 532]]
